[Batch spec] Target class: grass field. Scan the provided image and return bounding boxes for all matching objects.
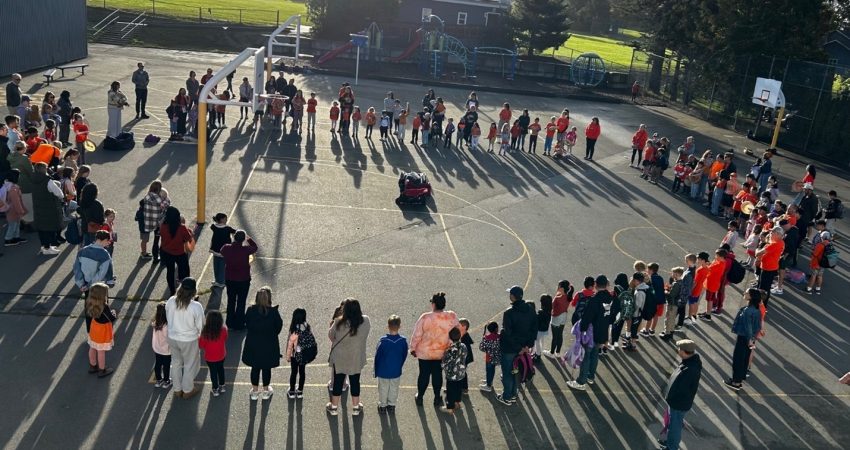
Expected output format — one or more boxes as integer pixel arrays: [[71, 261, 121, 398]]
[[88, 0, 308, 25], [547, 33, 637, 69]]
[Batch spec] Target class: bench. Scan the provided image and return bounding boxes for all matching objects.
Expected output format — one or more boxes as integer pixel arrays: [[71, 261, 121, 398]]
[[57, 64, 89, 78], [42, 69, 57, 85]]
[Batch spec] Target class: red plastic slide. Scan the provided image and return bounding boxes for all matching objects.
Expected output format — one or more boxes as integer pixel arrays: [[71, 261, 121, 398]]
[[389, 30, 423, 63], [317, 41, 354, 65]]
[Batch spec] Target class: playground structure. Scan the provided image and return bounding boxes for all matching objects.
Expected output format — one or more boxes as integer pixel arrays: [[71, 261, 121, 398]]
[[570, 52, 607, 88], [318, 16, 517, 80], [317, 22, 383, 65]]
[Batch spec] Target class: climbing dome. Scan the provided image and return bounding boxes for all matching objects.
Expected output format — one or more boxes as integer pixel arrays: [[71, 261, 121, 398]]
[[570, 53, 606, 87]]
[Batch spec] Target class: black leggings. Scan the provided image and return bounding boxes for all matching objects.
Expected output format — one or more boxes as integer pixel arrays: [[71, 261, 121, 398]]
[[160, 251, 190, 296], [332, 371, 360, 397], [586, 138, 597, 159], [154, 353, 171, 381], [631, 146, 642, 165], [207, 360, 225, 389], [250, 367, 272, 387], [731, 335, 751, 383], [38, 230, 58, 248], [416, 359, 443, 398], [611, 320, 625, 343], [757, 269, 777, 309], [290, 361, 306, 392], [550, 324, 566, 353]]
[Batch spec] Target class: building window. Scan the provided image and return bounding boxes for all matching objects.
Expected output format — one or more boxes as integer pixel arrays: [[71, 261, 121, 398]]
[[457, 12, 467, 26], [485, 12, 500, 26], [422, 8, 432, 22]]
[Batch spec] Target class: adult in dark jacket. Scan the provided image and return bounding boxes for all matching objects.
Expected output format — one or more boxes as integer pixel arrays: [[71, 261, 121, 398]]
[[78, 183, 105, 246], [568, 274, 612, 390], [57, 91, 73, 145], [660, 339, 702, 450], [797, 183, 820, 240], [725, 288, 762, 391], [220, 230, 259, 331], [242, 287, 283, 400], [497, 285, 537, 406], [31, 163, 65, 255]]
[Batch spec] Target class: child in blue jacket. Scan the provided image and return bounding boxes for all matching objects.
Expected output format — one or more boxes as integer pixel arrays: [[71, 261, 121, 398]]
[[374, 314, 408, 413]]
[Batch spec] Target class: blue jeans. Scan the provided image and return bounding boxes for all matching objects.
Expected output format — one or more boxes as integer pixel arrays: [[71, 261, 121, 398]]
[[485, 362, 497, 387], [711, 186, 724, 215], [212, 255, 225, 285], [500, 352, 517, 400], [666, 407, 687, 450], [5, 220, 20, 240], [576, 344, 599, 385]]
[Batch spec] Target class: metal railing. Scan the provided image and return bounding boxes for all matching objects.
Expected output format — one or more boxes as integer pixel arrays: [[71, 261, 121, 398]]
[[90, 9, 120, 36]]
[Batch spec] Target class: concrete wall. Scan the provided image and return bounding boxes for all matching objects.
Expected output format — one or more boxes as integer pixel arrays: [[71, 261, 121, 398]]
[[0, 0, 88, 77]]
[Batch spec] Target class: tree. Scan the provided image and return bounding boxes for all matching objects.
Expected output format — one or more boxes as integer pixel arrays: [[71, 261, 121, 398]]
[[307, 0, 400, 39], [570, 0, 612, 33], [509, 0, 572, 56]]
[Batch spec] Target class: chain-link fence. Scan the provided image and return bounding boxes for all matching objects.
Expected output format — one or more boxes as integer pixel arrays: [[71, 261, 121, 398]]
[[629, 50, 850, 164], [89, 0, 291, 25]]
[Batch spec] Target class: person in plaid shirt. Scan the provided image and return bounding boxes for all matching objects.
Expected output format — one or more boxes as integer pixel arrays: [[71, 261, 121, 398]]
[[139, 180, 170, 262]]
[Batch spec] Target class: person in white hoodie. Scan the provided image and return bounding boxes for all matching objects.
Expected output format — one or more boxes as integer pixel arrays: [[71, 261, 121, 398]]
[[165, 277, 205, 399]]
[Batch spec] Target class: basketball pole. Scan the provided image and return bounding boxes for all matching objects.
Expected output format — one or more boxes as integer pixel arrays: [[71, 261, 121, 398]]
[[770, 106, 784, 149], [198, 102, 207, 224]]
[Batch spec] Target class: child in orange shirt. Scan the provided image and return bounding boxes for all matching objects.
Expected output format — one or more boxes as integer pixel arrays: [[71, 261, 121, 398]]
[[350, 106, 361, 138], [509, 120, 521, 151], [340, 107, 351, 135], [699, 249, 727, 321], [470, 122, 481, 149], [411, 113, 421, 144], [528, 118, 542, 154], [329, 101, 340, 132], [72, 113, 90, 165], [365, 107, 377, 138], [486, 122, 497, 152], [687, 252, 710, 325]]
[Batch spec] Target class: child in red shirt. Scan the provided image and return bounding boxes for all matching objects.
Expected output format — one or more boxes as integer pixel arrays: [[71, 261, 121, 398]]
[[528, 118, 542, 154], [688, 252, 710, 324], [306, 92, 318, 131], [544, 116, 557, 156], [329, 101, 340, 132], [198, 310, 228, 396], [509, 120, 521, 150], [350, 106, 361, 137], [411, 114, 421, 144], [486, 122, 498, 152]]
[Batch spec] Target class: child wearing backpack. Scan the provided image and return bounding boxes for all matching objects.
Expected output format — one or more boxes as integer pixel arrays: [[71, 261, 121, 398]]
[[286, 308, 315, 399], [824, 190, 843, 237], [198, 310, 228, 397], [478, 322, 501, 392], [458, 318, 474, 393], [807, 231, 834, 294], [440, 327, 468, 414], [374, 315, 408, 413], [533, 295, 552, 361]]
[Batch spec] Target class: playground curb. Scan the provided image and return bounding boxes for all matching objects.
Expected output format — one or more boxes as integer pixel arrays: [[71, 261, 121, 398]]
[[304, 67, 625, 104]]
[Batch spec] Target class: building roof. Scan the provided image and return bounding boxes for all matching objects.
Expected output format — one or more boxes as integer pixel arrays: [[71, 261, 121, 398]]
[[429, 0, 510, 10]]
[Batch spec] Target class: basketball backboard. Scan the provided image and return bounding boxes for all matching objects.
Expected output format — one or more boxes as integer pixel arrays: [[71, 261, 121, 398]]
[[752, 77, 785, 109]]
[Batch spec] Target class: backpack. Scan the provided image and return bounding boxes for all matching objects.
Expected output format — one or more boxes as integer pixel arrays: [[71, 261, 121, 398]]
[[835, 201, 845, 219], [571, 292, 588, 325], [65, 218, 82, 245], [726, 259, 746, 284], [512, 352, 535, 384], [637, 287, 653, 320], [294, 327, 318, 365], [134, 199, 144, 223], [618, 289, 635, 321], [820, 242, 839, 269]]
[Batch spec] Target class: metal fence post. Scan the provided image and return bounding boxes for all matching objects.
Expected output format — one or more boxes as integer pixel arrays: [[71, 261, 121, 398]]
[[151, 0, 155, 15], [707, 82, 716, 120], [198, 7, 202, 22], [804, 64, 832, 152], [277, 11, 280, 26], [239, 9, 243, 24]]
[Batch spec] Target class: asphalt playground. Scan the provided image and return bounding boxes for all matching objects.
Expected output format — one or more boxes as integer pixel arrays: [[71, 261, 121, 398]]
[[0, 45, 848, 450]]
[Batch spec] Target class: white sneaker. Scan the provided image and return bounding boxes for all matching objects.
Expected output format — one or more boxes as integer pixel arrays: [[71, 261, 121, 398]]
[[479, 383, 493, 392], [261, 386, 274, 400], [771, 288, 784, 295], [684, 318, 694, 327], [249, 389, 260, 401], [566, 380, 587, 391], [611, 342, 620, 348], [39, 247, 60, 255]]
